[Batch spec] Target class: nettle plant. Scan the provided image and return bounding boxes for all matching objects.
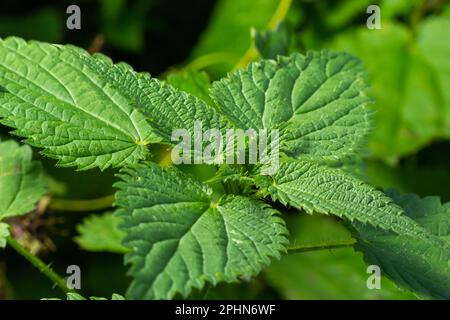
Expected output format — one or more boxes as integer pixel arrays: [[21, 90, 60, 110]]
[[0, 37, 448, 300]]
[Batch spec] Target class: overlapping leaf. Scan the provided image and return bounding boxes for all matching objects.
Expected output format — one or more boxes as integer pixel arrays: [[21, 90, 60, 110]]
[[354, 190, 450, 299], [257, 160, 429, 238], [0, 37, 159, 170], [115, 162, 288, 299], [73, 49, 232, 144], [211, 51, 373, 161], [0, 140, 46, 220], [166, 70, 213, 105]]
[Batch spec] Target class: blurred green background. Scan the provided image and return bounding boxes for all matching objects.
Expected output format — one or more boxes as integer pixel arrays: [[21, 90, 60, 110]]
[[0, 0, 449, 300]]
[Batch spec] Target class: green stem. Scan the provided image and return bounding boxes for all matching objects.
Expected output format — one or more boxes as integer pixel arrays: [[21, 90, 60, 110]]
[[48, 194, 115, 212], [6, 236, 70, 294], [267, 0, 293, 30], [287, 239, 356, 254]]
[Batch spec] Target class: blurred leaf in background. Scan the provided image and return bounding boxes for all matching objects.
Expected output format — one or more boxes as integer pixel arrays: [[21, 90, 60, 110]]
[[380, 0, 417, 20], [331, 16, 450, 163], [166, 69, 213, 104], [265, 214, 416, 299], [190, 0, 280, 76], [323, 0, 373, 30], [367, 140, 450, 202], [205, 280, 280, 300], [254, 23, 291, 59], [99, 0, 155, 52], [354, 190, 450, 300], [75, 212, 128, 254], [0, 7, 63, 43]]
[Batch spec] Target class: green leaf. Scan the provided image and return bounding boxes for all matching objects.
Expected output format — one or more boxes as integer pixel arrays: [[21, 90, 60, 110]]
[[115, 162, 288, 299], [0, 140, 47, 220], [265, 214, 416, 299], [331, 20, 450, 163], [354, 190, 450, 299], [0, 222, 9, 248], [380, 0, 415, 20], [417, 16, 450, 136], [100, 0, 152, 52], [258, 160, 429, 238], [323, 0, 372, 29], [211, 51, 373, 161], [0, 37, 159, 170], [166, 70, 213, 105], [190, 0, 279, 76], [75, 212, 128, 254], [74, 49, 231, 144], [418, 16, 450, 75]]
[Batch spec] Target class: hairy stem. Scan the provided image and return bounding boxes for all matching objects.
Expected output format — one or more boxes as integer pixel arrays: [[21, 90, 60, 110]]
[[234, 0, 293, 69], [6, 236, 70, 294], [287, 239, 356, 254], [48, 194, 115, 212]]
